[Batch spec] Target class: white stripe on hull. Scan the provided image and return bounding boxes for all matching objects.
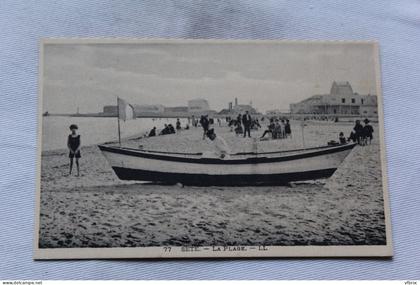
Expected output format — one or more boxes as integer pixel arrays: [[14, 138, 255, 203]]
[[100, 148, 353, 176]]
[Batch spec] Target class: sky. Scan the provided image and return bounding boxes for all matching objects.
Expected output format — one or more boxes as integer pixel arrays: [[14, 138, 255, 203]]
[[42, 41, 378, 114]]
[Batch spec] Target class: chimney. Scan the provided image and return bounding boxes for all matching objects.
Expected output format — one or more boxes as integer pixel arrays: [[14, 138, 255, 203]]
[[235, 97, 238, 106]]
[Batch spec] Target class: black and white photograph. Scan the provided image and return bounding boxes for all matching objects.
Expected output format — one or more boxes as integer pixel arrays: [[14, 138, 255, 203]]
[[34, 39, 392, 259]]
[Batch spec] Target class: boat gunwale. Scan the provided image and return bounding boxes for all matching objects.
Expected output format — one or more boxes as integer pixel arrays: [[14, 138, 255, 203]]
[[101, 143, 356, 156], [98, 143, 356, 165]]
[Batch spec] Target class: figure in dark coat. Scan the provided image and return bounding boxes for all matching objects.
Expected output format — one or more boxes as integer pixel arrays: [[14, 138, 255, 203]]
[[242, 111, 252, 138], [363, 118, 374, 145], [148, 127, 156, 137], [353, 120, 364, 145], [160, 124, 169, 135], [236, 114, 242, 125], [285, 119, 291, 137], [200, 115, 210, 139]]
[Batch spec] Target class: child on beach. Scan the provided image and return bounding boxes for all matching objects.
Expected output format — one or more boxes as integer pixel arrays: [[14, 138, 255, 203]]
[[339, 132, 347, 144], [67, 124, 81, 176]]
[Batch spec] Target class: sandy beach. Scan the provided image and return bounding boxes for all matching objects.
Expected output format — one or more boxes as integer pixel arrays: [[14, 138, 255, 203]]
[[39, 120, 386, 248]]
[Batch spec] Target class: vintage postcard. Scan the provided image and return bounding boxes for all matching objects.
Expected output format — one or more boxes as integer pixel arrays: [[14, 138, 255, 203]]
[[34, 39, 392, 259]]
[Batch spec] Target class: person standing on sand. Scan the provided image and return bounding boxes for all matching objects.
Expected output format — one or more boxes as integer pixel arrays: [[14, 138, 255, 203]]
[[280, 119, 286, 138], [353, 120, 364, 145], [363, 118, 374, 145], [242, 111, 252, 138], [236, 113, 242, 126], [67, 124, 81, 176], [234, 119, 243, 136], [200, 115, 210, 140], [273, 119, 282, 139], [285, 119, 291, 138]]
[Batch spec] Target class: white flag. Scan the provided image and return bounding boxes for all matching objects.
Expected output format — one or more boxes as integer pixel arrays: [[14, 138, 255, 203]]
[[117, 97, 135, 121]]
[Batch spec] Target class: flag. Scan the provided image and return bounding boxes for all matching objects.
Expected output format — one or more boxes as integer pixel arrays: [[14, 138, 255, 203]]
[[117, 97, 135, 121]]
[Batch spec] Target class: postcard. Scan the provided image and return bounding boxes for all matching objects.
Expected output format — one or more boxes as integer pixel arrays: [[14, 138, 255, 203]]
[[34, 39, 392, 259]]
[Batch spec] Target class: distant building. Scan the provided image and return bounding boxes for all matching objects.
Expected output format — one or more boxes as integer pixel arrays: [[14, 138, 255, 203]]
[[218, 109, 232, 115], [103, 105, 118, 116], [232, 98, 257, 114], [218, 102, 233, 115], [266, 109, 281, 115], [164, 106, 189, 113], [133, 104, 164, 115], [218, 98, 257, 116], [188, 99, 210, 113], [233, 104, 257, 114], [266, 109, 290, 116], [290, 81, 378, 117]]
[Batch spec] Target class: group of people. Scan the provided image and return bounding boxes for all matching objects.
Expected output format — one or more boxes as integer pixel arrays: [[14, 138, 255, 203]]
[[332, 118, 374, 146], [150, 113, 294, 143], [159, 124, 176, 136], [148, 118, 191, 137], [260, 118, 291, 140], [348, 118, 374, 145], [227, 111, 261, 137], [148, 124, 175, 137]]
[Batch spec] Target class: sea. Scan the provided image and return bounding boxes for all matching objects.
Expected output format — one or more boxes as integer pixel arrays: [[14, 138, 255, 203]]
[[42, 116, 188, 151]]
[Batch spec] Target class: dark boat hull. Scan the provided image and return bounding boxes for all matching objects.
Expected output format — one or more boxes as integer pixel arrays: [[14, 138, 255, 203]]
[[111, 166, 337, 186]]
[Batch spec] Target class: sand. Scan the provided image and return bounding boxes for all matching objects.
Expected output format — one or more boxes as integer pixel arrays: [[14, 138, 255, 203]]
[[38, 120, 386, 248]]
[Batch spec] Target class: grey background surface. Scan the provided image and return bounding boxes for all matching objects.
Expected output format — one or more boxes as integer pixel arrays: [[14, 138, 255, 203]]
[[0, 0, 419, 279]]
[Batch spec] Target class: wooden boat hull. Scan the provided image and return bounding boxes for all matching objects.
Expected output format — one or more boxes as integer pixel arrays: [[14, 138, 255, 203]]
[[98, 143, 356, 186]]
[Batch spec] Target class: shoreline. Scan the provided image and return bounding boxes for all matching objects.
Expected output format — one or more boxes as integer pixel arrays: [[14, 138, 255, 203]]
[[42, 131, 149, 156], [41, 119, 363, 155]]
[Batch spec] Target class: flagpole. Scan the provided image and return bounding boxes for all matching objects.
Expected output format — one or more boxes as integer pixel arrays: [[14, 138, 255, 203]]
[[117, 97, 121, 145], [301, 117, 306, 149]]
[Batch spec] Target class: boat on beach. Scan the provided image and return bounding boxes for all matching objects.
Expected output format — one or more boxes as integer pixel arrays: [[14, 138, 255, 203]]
[[98, 143, 357, 186]]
